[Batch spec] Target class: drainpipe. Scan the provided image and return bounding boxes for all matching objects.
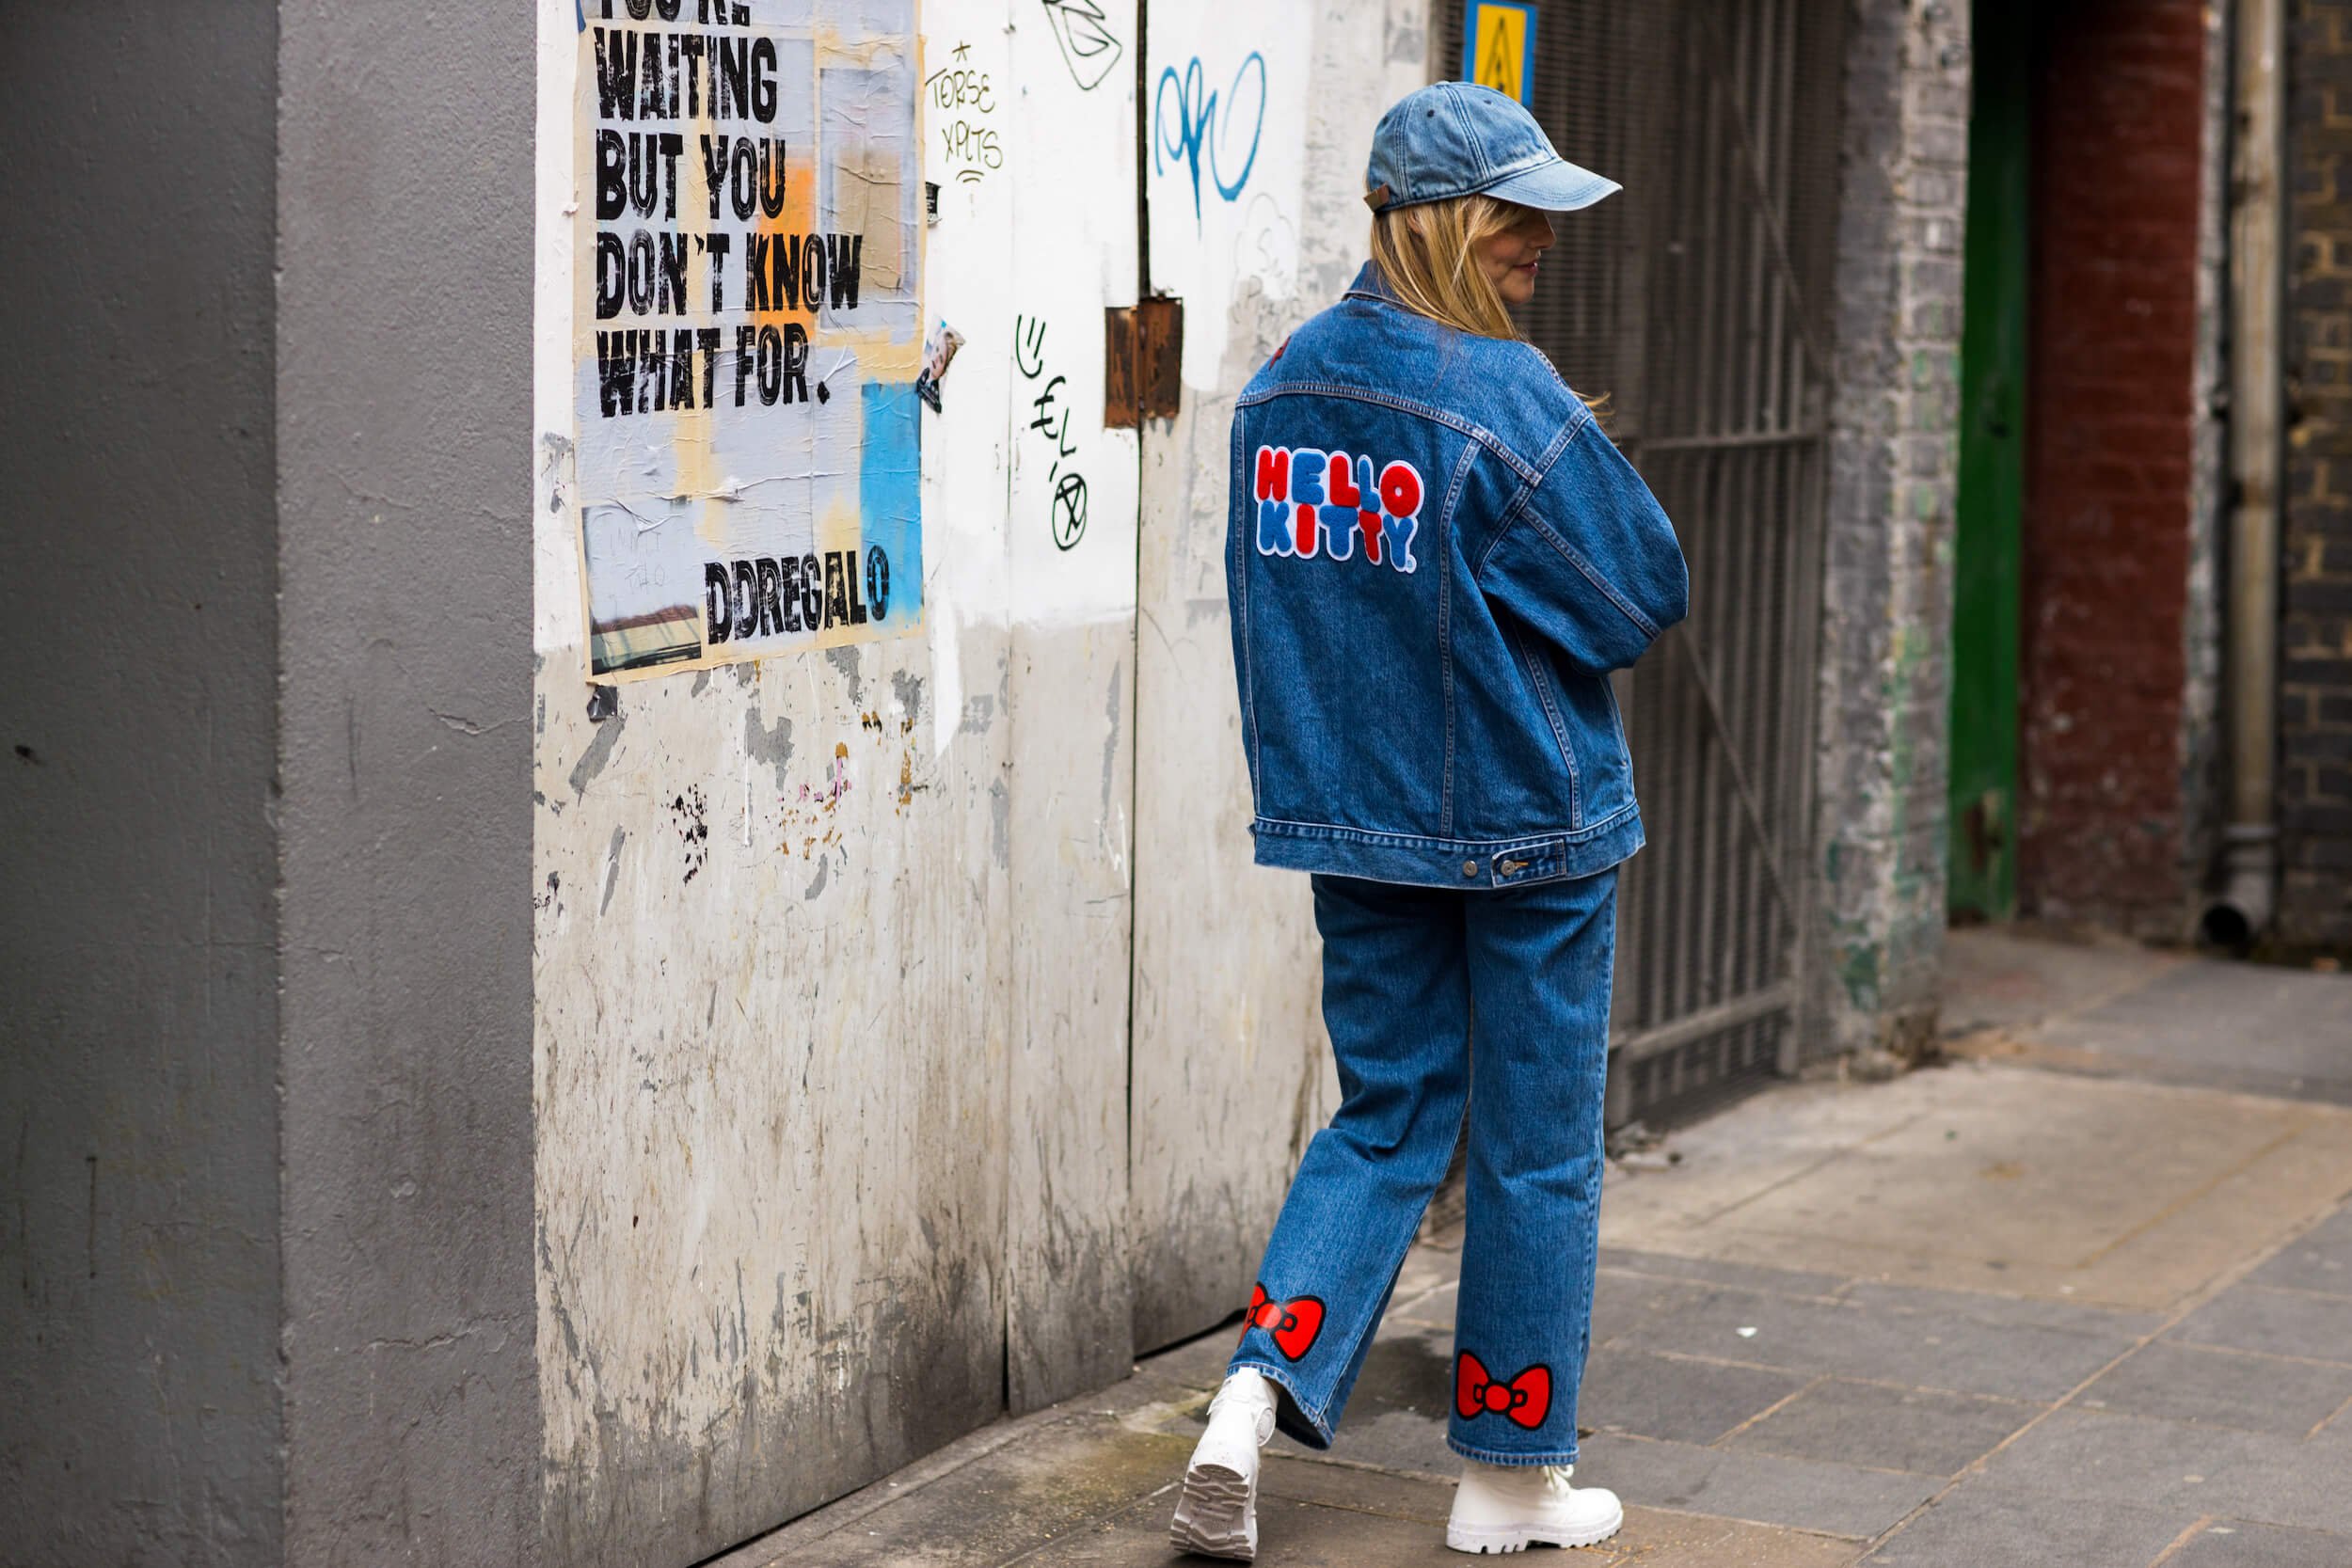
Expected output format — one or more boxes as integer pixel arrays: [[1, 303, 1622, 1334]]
[[2204, 0, 2284, 948]]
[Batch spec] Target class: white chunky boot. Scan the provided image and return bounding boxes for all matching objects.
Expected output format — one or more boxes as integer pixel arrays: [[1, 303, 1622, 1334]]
[[1169, 1369, 1278, 1560], [1445, 1459, 1623, 1554]]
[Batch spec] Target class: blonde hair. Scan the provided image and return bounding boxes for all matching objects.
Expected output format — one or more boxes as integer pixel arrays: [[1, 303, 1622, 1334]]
[[1367, 193, 1525, 341], [1367, 192, 1611, 419]]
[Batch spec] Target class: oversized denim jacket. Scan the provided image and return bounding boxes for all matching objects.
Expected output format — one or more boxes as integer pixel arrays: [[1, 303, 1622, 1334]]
[[1227, 263, 1690, 890]]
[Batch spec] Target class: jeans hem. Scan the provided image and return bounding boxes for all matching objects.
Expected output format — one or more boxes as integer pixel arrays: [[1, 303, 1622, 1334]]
[[1447, 1433, 1581, 1468], [1230, 1357, 1335, 1449]]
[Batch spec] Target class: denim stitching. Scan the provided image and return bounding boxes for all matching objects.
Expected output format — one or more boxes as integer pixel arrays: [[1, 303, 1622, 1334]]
[[1506, 625, 1581, 828], [1236, 383, 1546, 485], [1252, 799, 1637, 847], [1311, 1130, 1465, 1444], [1446, 1434, 1580, 1467], [1438, 442, 1479, 837], [1230, 415, 1267, 801], [1510, 505, 1662, 640]]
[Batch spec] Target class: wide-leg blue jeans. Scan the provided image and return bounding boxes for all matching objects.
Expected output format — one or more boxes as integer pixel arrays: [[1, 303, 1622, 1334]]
[[1228, 867, 1617, 1467]]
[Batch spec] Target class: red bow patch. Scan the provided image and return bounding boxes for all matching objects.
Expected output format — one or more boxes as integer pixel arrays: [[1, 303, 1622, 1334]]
[[1237, 1283, 1325, 1360], [1454, 1352, 1552, 1429]]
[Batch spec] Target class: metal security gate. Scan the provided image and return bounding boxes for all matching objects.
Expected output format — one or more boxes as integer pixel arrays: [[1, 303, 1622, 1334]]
[[1436, 0, 1847, 1121]]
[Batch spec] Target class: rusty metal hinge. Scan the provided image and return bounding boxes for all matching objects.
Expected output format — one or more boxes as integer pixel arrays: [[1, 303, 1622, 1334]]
[[1104, 296, 1184, 428]]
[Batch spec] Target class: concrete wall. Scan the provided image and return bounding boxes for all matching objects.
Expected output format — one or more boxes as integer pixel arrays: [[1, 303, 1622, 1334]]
[[529, 3, 1142, 1560], [1129, 0, 1424, 1352], [278, 2, 543, 1562], [1810, 0, 1971, 1056], [0, 7, 284, 1562]]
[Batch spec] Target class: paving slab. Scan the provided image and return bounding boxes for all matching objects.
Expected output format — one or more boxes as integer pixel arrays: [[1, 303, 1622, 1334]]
[[1601, 1061, 2352, 1311], [1943, 926, 2352, 1103], [2246, 1204, 2352, 1295], [1602, 1280, 2134, 1402], [2074, 1339, 2352, 1436], [2035, 958, 2352, 1103], [1724, 1378, 2039, 1478], [1967, 1405, 2352, 1533], [1857, 1479, 2190, 1567], [732, 1417, 1195, 1567], [1832, 1280, 2167, 1339], [1600, 1433, 1940, 1539], [1970, 1408, 2277, 1514], [2167, 1283, 2352, 1365], [1579, 1348, 1814, 1446], [1938, 926, 2189, 1037], [1597, 1247, 1851, 1301], [1036, 1464, 1865, 1568], [2164, 1521, 2352, 1568]]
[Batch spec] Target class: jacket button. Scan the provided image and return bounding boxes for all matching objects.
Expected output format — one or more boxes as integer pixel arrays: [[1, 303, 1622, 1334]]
[[1462, 861, 1478, 878]]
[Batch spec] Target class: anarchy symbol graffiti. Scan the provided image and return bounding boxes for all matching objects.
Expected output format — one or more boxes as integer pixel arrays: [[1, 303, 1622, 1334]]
[[1050, 467, 1089, 550]]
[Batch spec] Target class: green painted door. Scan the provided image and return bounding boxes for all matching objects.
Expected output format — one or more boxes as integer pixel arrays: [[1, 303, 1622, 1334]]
[[1948, 0, 2031, 923]]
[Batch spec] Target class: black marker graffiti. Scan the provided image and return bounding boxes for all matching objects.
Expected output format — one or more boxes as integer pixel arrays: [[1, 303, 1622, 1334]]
[[1041, 0, 1122, 91], [926, 43, 1002, 187], [1014, 315, 1049, 379], [1015, 315, 1089, 551]]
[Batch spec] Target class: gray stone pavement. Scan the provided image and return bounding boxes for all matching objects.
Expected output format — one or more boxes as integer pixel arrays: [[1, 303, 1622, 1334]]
[[720, 932, 2352, 1567]]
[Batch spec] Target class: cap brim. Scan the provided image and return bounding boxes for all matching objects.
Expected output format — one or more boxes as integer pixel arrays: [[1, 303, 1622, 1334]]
[[1481, 158, 1619, 213]]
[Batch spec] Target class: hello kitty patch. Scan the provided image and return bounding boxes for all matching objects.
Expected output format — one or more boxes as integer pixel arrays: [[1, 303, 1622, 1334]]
[[1251, 444, 1424, 573]]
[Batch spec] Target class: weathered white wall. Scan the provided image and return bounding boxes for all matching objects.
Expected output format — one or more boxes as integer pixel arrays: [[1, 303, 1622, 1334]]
[[532, 0, 1425, 1558], [532, 1, 1137, 1560], [1129, 0, 1429, 1349]]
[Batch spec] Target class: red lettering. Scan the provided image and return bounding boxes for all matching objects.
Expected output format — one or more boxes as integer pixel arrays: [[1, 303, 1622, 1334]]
[[1327, 451, 1361, 508], [1378, 461, 1422, 519], [1358, 510, 1384, 564], [1295, 502, 1318, 558], [1255, 446, 1290, 502]]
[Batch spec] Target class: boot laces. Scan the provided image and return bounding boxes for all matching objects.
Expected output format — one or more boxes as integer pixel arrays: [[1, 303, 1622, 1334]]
[[1542, 1465, 1576, 1497]]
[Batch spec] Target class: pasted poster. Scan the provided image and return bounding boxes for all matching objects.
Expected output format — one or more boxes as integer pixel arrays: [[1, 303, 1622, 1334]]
[[574, 0, 922, 680]]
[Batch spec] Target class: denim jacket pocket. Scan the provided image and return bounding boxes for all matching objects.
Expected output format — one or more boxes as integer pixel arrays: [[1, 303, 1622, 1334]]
[[1556, 669, 1635, 828]]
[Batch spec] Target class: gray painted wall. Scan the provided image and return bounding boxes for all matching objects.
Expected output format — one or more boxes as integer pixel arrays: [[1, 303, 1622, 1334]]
[[276, 3, 541, 1562], [0, 6, 284, 1563]]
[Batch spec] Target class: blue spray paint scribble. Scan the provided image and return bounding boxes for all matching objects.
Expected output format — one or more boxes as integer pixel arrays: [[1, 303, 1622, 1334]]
[[1153, 53, 1267, 226], [858, 380, 924, 627]]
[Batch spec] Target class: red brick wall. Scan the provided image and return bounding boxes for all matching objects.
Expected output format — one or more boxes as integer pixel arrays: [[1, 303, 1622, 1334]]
[[2284, 0, 2352, 943], [2017, 0, 2208, 934]]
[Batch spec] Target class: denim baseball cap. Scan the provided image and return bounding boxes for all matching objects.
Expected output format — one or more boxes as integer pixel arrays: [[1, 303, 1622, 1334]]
[[1364, 81, 1618, 214]]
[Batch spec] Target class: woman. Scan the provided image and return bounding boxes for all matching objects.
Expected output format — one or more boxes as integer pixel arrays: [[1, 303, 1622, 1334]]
[[1168, 81, 1689, 1560]]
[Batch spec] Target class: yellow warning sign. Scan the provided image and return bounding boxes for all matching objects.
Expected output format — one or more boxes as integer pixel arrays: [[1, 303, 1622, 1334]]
[[1462, 2, 1537, 107]]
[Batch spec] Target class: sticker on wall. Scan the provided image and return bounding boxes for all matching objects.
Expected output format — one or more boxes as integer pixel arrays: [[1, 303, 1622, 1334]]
[[572, 0, 924, 681], [1461, 1, 1538, 107]]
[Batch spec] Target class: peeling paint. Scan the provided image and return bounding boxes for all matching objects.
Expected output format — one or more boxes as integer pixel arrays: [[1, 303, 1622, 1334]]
[[569, 710, 625, 800], [742, 708, 795, 791], [599, 827, 628, 915]]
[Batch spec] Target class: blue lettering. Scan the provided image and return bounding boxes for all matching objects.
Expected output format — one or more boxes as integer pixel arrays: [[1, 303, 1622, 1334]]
[[1316, 505, 1358, 560], [1290, 449, 1327, 506], [1257, 496, 1295, 556]]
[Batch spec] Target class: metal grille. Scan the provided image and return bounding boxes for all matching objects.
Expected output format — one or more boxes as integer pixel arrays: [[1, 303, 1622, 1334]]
[[1435, 0, 1848, 1122]]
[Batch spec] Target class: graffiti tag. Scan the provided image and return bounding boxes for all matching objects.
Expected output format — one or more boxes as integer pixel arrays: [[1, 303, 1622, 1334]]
[[1015, 316, 1089, 551], [1153, 52, 1266, 226], [926, 44, 1001, 187], [1041, 0, 1123, 91]]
